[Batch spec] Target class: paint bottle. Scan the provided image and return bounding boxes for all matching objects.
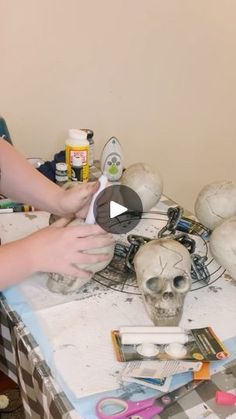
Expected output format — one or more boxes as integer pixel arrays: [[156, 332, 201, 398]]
[[65, 129, 89, 181], [55, 162, 68, 186], [71, 156, 83, 182], [82, 129, 94, 167]]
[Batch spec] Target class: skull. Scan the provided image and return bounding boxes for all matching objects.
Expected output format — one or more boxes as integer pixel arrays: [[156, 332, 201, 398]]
[[47, 215, 114, 294], [134, 238, 192, 326], [47, 181, 114, 294]]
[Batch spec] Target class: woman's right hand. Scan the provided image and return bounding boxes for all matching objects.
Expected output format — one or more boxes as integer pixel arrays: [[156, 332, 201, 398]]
[[25, 218, 114, 278]]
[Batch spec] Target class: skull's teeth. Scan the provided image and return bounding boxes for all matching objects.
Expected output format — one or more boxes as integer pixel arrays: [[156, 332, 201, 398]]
[[155, 308, 181, 316]]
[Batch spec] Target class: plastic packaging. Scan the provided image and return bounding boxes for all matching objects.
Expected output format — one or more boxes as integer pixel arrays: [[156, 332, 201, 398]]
[[71, 156, 83, 182], [55, 162, 68, 186], [65, 129, 89, 181]]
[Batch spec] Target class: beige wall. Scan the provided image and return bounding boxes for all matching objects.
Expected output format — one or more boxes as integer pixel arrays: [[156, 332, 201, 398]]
[[1, 0, 236, 212]]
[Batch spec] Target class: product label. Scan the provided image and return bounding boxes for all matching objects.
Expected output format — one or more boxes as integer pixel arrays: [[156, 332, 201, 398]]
[[70, 150, 87, 165], [65, 145, 89, 181]]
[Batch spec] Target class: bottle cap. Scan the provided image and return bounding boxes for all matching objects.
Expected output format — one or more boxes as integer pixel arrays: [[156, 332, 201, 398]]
[[215, 391, 236, 405], [82, 129, 94, 139], [69, 129, 87, 141], [72, 156, 83, 167], [56, 162, 67, 171]]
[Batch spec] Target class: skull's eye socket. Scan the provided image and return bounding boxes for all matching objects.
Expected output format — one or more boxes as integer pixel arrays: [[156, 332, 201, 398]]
[[145, 277, 163, 293], [173, 275, 190, 293]]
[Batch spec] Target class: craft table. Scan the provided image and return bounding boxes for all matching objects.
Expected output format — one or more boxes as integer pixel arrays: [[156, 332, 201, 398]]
[[0, 195, 236, 419]]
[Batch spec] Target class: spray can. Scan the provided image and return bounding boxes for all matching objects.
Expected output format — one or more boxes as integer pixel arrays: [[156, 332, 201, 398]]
[[65, 129, 89, 181], [71, 156, 83, 182], [55, 162, 68, 186], [82, 129, 94, 167]]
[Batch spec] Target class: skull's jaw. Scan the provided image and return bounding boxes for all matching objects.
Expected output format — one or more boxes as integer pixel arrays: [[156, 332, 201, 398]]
[[144, 302, 183, 326], [47, 272, 92, 294]]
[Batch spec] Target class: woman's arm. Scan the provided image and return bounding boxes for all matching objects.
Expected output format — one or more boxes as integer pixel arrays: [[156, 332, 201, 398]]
[[0, 139, 98, 217], [0, 219, 114, 290]]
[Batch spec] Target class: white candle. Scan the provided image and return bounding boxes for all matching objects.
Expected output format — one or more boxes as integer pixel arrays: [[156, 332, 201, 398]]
[[121, 333, 188, 345]]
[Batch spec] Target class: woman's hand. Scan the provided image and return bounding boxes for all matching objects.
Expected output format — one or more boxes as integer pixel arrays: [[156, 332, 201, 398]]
[[25, 218, 114, 278], [56, 181, 99, 219]]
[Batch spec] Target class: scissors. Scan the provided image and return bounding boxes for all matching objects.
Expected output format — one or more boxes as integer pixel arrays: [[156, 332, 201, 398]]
[[96, 380, 203, 419]]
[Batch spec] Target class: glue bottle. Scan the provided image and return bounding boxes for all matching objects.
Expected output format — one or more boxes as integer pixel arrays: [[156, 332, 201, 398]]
[[65, 129, 89, 181]]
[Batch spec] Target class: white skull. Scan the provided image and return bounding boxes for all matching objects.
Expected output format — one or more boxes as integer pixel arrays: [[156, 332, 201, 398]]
[[47, 181, 114, 294], [47, 217, 114, 294], [134, 238, 192, 326]]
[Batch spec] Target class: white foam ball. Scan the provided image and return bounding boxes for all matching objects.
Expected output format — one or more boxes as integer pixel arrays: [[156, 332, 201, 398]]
[[121, 163, 163, 211], [137, 343, 159, 357], [165, 342, 187, 358], [210, 216, 236, 280], [194, 180, 236, 230]]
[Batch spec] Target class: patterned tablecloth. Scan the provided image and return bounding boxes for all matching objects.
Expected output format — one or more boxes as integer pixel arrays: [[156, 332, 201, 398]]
[[0, 294, 78, 418]]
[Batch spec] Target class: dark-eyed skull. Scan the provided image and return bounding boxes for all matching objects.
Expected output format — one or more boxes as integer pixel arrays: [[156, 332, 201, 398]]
[[134, 238, 192, 326]]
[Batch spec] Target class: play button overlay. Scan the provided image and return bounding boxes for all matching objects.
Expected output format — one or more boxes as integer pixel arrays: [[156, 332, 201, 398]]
[[93, 185, 143, 234], [110, 201, 128, 218]]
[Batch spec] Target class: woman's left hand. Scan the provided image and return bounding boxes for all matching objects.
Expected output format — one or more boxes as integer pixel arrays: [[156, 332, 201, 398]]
[[58, 181, 99, 219]]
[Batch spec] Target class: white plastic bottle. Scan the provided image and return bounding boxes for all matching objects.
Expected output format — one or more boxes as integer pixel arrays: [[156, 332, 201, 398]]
[[65, 129, 89, 181]]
